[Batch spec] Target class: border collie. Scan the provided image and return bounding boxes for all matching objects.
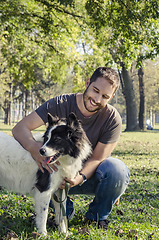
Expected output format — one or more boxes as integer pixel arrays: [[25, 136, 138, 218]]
[[0, 113, 92, 235]]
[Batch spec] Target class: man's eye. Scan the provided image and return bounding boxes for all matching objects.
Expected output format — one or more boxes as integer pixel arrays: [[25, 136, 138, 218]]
[[93, 88, 99, 93], [102, 95, 107, 99]]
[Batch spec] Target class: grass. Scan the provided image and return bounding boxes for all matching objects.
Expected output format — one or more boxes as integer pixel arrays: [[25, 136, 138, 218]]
[[0, 122, 159, 239]]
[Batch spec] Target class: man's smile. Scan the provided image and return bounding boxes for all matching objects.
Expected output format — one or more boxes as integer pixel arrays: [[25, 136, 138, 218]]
[[90, 99, 98, 107]]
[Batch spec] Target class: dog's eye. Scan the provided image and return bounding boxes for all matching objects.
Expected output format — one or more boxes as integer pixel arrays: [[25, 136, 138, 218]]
[[54, 136, 62, 143]]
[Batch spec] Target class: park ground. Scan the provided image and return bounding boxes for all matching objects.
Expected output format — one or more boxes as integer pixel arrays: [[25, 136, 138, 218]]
[[0, 122, 159, 239]]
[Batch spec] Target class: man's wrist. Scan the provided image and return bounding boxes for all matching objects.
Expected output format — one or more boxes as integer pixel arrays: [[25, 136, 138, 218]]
[[27, 139, 41, 153], [79, 172, 87, 186]]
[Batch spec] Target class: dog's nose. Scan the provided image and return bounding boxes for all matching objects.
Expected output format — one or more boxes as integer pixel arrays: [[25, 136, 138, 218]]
[[39, 148, 46, 156]]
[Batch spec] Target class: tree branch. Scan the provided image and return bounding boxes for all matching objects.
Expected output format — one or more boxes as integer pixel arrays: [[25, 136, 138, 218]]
[[34, 0, 83, 19]]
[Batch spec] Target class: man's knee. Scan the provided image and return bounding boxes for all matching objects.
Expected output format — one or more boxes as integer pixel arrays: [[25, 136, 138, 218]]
[[95, 157, 130, 185]]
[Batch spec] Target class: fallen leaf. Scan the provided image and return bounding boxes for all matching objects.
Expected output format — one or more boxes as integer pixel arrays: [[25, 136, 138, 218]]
[[116, 209, 124, 215], [115, 228, 124, 236], [32, 232, 41, 239], [127, 230, 138, 239], [6, 231, 18, 240], [78, 226, 89, 236]]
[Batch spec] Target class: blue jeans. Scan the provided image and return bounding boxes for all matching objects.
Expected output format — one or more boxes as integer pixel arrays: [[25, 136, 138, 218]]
[[67, 157, 130, 221]]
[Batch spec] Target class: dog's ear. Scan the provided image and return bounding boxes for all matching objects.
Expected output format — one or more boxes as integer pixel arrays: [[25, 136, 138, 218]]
[[67, 113, 80, 130], [67, 130, 73, 140], [47, 113, 59, 126], [48, 113, 53, 125]]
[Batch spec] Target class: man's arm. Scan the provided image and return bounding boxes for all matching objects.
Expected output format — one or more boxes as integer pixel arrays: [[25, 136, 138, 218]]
[[12, 111, 53, 173], [65, 141, 118, 187]]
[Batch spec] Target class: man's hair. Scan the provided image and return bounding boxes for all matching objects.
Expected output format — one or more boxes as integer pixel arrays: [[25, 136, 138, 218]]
[[90, 67, 120, 93]]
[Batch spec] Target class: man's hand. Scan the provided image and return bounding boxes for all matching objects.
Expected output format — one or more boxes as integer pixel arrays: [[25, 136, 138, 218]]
[[50, 161, 60, 172], [29, 141, 53, 174], [60, 179, 67, 189], [29, 141, 61, 174], [60, 173, 84, 189]]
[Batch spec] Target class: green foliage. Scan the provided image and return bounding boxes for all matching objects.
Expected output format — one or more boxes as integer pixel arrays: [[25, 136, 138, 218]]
[[0, 0, 159, 88], [0, 0, 159, 130], [0, 124, 159, 239], [85, 0, 159, 68], [0, 0, 86, 89]]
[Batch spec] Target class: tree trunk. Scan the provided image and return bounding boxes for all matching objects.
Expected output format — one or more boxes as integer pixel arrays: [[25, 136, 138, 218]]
[[23, 91, 26, 117], [9, 82, 13, 125], [121, 63, 138, 131], [138, 67, 146, 130], [4, 99, 10, 124], [153, 112, 155, 128]]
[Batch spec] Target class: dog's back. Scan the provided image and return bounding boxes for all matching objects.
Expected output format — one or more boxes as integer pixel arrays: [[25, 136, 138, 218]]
[[0, 132, 38, 194]]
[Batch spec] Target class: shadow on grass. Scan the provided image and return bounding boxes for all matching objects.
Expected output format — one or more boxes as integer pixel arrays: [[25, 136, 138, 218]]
[[0, 213, 35, 238], [125, 166, 159, 209], [0, 128, 12, 133], [113, 150, 155, 156]]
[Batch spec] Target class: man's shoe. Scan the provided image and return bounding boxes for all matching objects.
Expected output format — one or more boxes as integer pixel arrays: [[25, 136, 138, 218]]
[[84, 218, 109, 230], [98, 219, 110, 230]]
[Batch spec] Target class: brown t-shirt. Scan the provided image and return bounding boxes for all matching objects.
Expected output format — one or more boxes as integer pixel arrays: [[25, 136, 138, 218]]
[[35, 93, 122, 150]]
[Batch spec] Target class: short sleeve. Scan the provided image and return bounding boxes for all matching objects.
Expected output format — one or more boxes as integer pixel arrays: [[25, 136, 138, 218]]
[[99, 109, 122, 144]]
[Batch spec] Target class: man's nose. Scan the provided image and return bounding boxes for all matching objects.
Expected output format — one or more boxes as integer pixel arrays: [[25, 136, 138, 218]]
[[94, 94, 102, 103]]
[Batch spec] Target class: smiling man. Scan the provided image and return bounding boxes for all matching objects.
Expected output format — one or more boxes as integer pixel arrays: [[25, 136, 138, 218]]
[[12, 67, 130, 230], [82, 77, 114, 114]]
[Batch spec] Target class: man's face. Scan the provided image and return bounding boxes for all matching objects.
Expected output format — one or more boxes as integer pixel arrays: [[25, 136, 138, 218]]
[[83, 77, 115, 114]]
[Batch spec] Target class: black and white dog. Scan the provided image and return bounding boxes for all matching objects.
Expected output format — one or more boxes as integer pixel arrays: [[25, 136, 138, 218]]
[[0, 113, 92, 235]]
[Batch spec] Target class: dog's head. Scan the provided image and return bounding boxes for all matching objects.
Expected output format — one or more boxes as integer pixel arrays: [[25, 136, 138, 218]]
[[40, 112, 89, 164]]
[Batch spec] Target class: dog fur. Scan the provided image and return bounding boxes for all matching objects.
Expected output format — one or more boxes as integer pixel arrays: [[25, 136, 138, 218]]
[[0, 113, 92, 235]]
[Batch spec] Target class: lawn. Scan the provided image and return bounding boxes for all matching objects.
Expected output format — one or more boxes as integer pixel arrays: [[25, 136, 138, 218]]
[[0, 122, 159, 239]]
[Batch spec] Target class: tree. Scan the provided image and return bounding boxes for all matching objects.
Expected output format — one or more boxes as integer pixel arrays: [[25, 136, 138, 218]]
[[1, 0, 159, 128], [144, 58, 159, 125], [138, 67, 146, 130], [0, 0, 87, 123], [0, 0, 87, 87], [85, 0, 159, 130], [121, 64, 138, 131]]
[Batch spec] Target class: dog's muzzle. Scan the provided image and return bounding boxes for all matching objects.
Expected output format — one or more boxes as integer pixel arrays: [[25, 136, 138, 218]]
[[39, 148, 46, 156], [39, 148, 62, 164]]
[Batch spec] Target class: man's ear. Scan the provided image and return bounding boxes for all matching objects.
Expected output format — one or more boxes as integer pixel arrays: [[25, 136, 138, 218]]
[[110, 94, 115, 101], [85, 78, 90, 88]]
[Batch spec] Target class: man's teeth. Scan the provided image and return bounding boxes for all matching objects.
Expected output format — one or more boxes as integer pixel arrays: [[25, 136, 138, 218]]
[[90, 99, 97, 106]]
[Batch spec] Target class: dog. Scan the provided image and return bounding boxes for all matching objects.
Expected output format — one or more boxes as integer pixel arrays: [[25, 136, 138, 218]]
[[0, 113, 92, 235]]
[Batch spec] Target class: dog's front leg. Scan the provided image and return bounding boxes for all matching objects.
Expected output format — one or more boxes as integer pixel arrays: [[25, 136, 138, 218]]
[[51, 188, 68, 234], [34, 188, 51, 236]]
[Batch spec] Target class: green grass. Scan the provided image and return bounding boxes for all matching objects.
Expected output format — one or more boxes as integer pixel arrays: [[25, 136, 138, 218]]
[[0, 123, 159, 239]]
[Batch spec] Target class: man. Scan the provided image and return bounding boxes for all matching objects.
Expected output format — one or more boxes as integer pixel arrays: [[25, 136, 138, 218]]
[[12, 67, 130, 229]]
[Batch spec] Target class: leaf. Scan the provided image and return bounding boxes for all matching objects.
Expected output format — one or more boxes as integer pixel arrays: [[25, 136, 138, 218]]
[[6, 231, 18, 240], [78, 226, 90, 236], [116, 209, 124, 216], [127, 230, 138, 239], [32, 232, 41, 239], [115, 228, 124, 237]]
